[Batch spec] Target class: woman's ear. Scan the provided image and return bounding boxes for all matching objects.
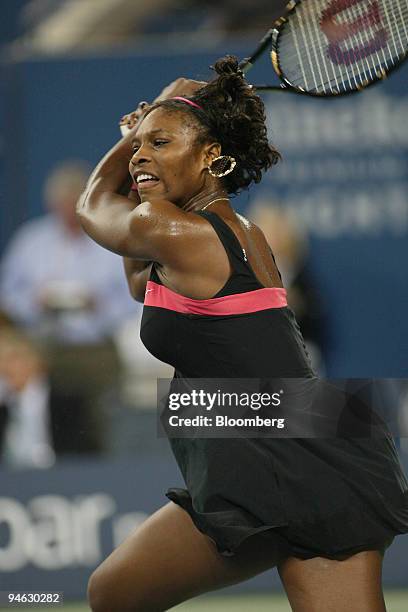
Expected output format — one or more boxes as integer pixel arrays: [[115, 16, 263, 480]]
[[204, 142, 222, 167]]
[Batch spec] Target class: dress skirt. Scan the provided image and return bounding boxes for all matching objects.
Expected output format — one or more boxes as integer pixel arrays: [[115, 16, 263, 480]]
[[165, 433, 408, 560]]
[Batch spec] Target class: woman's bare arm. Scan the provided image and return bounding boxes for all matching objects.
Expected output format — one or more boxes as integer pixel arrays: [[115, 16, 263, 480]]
[[77, 78, 207, 262], [76, 128, 144, 254]]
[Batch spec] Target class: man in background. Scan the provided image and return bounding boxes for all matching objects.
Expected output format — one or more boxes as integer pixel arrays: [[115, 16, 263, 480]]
[[0, 160, 136, 344], [0, 161, 138, 450], [0, 330, 98, 468]]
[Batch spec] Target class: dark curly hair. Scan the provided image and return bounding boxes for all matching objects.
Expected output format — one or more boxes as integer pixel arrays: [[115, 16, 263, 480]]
[[146, 55, 281, 195]]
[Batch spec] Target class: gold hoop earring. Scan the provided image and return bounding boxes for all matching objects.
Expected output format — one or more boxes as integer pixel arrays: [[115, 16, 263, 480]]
[[208, 155, 237, 178]]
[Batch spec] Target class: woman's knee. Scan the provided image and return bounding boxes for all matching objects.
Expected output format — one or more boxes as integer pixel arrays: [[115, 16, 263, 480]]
[[277, 550, 385, 612], [88, 560, 173, 612], [87, 566, 147, 612], [87, 568, 114, 612]]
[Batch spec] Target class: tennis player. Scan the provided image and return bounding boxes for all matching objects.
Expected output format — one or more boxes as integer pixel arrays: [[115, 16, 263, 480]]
[[77, 56, 408, 612]]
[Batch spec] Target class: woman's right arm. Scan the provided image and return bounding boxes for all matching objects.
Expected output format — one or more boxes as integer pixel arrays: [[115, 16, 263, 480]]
[[118, 105, 154, 302], [118, 81, 206, 302], [113, 79, 208, 301]]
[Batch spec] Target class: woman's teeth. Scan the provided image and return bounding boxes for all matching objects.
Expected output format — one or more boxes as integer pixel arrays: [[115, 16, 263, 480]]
[[136, 174, 158, 183]]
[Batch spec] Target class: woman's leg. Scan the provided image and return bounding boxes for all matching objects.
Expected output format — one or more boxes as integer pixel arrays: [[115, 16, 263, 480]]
[[277, 548, 387, 612], [88, 501, 291, 612]]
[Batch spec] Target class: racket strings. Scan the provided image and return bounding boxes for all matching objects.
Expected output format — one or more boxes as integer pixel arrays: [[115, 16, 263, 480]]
[[322, 0, 407, 77], [293, 0, 406, 92], [351, 0, 384, 84], [380, 1, 406, 65], [277, 0, 408, 94], [284, 1, 408, 92], [310, 0, 341, 93]]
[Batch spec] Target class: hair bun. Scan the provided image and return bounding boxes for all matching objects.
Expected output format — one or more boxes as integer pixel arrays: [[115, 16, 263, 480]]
[[188, 53, 281, 195], [212, 55, 243, 78]]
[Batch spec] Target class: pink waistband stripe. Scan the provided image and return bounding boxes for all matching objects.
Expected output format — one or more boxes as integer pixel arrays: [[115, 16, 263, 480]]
[[144, 281, 287, 315]]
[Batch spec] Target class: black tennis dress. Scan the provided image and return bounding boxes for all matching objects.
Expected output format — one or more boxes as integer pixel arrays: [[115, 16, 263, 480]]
[[140, 210, 408, 560]]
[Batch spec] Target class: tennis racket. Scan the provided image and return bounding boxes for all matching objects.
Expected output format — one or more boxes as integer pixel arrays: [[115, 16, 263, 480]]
[[240, 0, 408, 96]]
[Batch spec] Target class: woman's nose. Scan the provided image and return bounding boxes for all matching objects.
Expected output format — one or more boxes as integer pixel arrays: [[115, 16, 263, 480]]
[[130, 145, 150, 166]]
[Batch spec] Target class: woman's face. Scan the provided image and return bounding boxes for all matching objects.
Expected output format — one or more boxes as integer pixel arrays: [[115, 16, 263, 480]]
[[129, 107, 214, 206]]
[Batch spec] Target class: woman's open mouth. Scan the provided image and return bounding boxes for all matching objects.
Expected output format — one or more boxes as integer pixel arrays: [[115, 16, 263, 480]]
[[135, 173, 160, 190]]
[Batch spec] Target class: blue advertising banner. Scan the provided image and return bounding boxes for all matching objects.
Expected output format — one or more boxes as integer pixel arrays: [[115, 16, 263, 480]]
[[259, 83, 408, 377], [0, 456, 182, 599]]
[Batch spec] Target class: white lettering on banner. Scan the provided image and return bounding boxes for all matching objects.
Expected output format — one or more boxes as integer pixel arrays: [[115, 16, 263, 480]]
[[262, 91, 408, 237], [0, 494, 117, 571], [282, 188, 408, 237], [273, 157, 407, 183], [26, 495, 73, 570], [70, 495, 116, 566], [0, 499, 30, 571], [266, 93, 408, 149]]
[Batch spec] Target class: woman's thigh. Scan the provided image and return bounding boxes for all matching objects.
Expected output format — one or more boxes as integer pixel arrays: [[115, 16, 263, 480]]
[[88, 501, 291, 612], [277, 548, 387, 612]]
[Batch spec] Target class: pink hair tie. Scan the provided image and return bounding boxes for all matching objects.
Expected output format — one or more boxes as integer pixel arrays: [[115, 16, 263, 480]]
[[171, 96, 204, 111]]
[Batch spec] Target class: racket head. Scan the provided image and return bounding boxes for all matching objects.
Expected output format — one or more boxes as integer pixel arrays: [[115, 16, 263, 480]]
[[269, 0, 408, 97]]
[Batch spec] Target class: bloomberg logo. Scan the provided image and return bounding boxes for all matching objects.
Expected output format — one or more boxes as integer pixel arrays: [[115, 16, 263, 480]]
[[0, 494, 148, 571]]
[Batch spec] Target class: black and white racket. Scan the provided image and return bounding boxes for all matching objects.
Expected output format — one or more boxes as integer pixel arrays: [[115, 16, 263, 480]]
[[240, 0, 408, 96]]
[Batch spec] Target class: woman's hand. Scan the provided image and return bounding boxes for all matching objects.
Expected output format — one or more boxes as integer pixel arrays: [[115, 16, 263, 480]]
[[119, 78, 206, 135], [153, 77, 207, 103], [119, 101, 150, 136]]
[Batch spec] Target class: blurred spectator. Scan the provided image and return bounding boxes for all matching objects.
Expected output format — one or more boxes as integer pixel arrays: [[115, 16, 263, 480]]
[[248, 200, 329, 374], [0, 309, 16, 332], [0, 330, 100, 469], [0, 160, 139, 447], [0, 160, 136, 344], [116, 309, 173, 409]]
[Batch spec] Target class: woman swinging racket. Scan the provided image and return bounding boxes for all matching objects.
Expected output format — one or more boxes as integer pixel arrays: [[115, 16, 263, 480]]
[[77, 56, 408, 611]]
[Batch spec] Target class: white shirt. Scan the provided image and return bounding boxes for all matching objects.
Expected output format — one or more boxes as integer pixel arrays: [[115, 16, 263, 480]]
[[1, 376, 55, 469], [0, 215, 138, 343]]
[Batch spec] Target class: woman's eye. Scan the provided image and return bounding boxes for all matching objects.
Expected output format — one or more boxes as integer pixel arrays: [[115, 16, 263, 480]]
[[154, 140, 168, 147]]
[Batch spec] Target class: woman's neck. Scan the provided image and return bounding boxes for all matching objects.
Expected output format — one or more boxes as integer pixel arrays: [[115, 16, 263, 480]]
[[183, 189, 230, 213]]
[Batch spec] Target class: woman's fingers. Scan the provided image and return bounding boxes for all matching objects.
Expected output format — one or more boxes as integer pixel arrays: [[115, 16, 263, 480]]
[[154, 78, 207, 103], [118, 76, 207, 132], [118, 77, 207, 129], [119, 101, 151, 129]]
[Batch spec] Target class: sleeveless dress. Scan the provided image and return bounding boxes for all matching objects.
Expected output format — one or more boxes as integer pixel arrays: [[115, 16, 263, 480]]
[[140, 210, 408, 560]]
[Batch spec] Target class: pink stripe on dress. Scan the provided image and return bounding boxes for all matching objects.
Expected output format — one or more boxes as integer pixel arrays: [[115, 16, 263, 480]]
[[144, 281, 287, 315]]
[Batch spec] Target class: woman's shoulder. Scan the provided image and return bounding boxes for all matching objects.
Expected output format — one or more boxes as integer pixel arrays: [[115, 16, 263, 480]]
[[136, 197, 181, 215], [136, 198, 205, 224], [136, 199, 230, 234]]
